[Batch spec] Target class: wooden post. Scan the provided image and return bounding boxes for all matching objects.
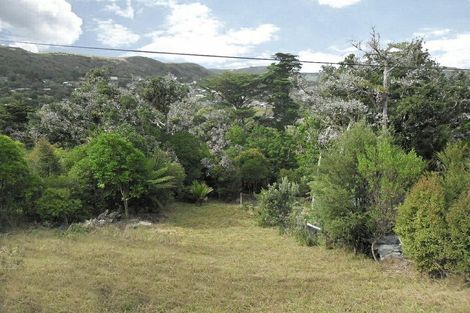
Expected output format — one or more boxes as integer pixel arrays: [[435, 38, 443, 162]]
[[240, 192, 243, 207]]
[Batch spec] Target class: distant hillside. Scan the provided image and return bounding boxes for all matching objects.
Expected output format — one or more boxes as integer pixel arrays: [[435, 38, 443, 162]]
[[211, 66, 269, 75], [0, 46, 212, 86]]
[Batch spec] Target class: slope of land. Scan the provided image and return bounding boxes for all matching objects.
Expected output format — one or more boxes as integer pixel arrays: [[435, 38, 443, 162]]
[[0, 46, 212, 84], [0, 203, 468, 312]]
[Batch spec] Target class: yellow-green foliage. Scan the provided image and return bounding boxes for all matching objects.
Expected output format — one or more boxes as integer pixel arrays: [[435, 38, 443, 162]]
[[0, 135, 39, 226], [396, 175, 448, 276], [28, 138, 62, 177], [396, 142, 470, 278], [1, 203, 469, 312], [446, 188, 470, 279]]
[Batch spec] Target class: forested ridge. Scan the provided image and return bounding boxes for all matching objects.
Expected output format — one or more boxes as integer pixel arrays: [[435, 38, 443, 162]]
[[1, 32, 469, 280]]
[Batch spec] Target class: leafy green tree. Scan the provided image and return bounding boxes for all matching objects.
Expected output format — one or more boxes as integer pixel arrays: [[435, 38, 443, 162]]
[[0, 99, 32, 140], [0, 135, 38, 226], [140, 75, 188, 131], [261, 53, 302, 128], [246, 125, 297, 176], [30, 69, 163, 149], [166, 131, 210, 184], [392, 71, 469, 160], [317, 30, 468, 160], [203, 72, 259, 124], [28, 138, 62, 177], [72, 133, 147, 218], [204, 71, 259, 109], [236, 148, 270, 193]]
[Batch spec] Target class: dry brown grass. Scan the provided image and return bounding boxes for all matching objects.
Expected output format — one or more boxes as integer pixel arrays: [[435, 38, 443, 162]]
[[1, 202, 469, 312]]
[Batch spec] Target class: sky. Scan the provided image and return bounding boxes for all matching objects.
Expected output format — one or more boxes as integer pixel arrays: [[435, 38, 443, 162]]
[[0, 0, 469, 72]]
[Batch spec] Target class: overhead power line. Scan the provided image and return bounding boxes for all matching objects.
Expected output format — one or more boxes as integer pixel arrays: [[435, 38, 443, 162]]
[[0, 39, 469, 72]]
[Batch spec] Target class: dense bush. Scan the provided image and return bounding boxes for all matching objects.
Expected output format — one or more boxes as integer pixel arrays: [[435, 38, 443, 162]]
[[246, 125, 297, 177], [396, 142, 469, 278], [36, 187, 83, 224], [357, 136, 425, 237], [208, 163, 241, 201], [257, 177, 299, 227], [236, 148, 270, 193], [35, 175, 87, 224], [0, 135, 39, 227], [395, 175, 449, 276], [446, 189, 470, 278], [28, 138, 62, 177], [166, 131, 210, 184], [311, 124, 424, 253]]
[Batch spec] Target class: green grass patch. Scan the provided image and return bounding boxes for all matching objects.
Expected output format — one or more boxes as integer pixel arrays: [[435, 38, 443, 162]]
[[1, 202, 468, 312]]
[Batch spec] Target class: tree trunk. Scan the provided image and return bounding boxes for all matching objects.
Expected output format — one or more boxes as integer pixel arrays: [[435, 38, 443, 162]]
[[120, 186, 129, 219], [382, 63, 390, 131], [123, 197, 129, 219]]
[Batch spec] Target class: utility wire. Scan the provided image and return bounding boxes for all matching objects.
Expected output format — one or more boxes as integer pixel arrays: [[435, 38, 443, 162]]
[[1, 39, 469, 72]]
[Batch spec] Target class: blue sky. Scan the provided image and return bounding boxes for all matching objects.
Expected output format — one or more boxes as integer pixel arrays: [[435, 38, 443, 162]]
[[0, 0, 470, 71]]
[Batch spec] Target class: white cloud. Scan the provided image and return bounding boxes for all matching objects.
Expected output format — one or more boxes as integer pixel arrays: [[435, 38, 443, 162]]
[[413, 28, 451, 38], [318, 0, 361, 8], [95, 19, 140, 47], [8, 42, 39, 53], [135, 1, 279, 66], [298, 50, 347, 72], [0, 0, 82, 50], [106, 0, 135, 19], [424, 33, 470, 68]]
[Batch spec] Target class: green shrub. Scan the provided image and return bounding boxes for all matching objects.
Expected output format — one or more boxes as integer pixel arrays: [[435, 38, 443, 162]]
[[396, 175, 448, 276], [257, 177, 299, 227], [396, 142, 470, 278], [357, 136, 425, 237], [446, 189, 470, 279], [166, 131, 210, 184], [236, 148, 270, 193], [310, 124, 424, 253], [0, 135, 39, 227], [190, 181, 213, 206], [209, 163, 241, 201], [28, 138, 62, 177], [438, 141, 470, 204], [36, 187, 83, 224]]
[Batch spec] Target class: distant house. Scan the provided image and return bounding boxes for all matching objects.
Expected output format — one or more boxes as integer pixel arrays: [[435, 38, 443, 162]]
[[110, 76, 119, 81]]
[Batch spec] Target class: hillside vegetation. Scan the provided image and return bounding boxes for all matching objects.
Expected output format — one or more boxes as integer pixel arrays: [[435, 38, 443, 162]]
[[0, 46, 211, 84], [1, 202, 469, 313]]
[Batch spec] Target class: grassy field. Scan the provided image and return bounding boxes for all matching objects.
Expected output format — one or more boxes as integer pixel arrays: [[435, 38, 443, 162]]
[[0, 202, 468, 312]]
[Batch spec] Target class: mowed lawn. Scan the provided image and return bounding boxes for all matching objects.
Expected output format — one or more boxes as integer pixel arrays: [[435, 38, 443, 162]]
[[0, 203, 469, 313]]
